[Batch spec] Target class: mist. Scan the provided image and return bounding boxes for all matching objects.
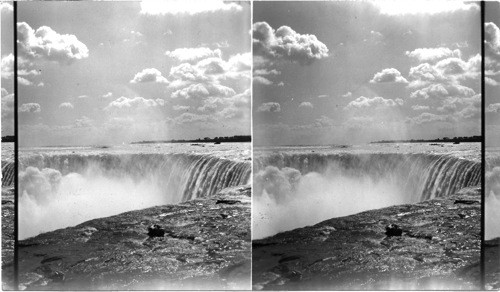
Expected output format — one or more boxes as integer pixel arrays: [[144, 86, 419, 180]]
[[19, 166, 174, 239], [486, 166, 500, 240], [253, 166, 410, 239]]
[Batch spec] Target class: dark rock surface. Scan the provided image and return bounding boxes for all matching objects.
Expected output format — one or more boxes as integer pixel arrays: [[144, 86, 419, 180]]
[[18, 185, 251, 290], [485, 237, 500, 290], [253, 186, 481, 290], [2, 186, 15, 290]]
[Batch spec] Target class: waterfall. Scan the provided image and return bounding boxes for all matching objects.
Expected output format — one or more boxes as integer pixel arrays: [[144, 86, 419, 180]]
[[255, 153, 481, 201], [2, 161, 14, 188], [18, 152, 251, 239]]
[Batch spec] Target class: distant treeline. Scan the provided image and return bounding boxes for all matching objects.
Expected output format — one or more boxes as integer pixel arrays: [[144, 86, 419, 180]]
[[132, 135, 251, 144], [1, 136, 15, 142], [371, 135, 481, 144]]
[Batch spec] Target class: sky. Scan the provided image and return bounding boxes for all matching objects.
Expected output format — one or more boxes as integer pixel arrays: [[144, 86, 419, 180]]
[[1, 1, 14, 136], [253, 1, 481, 146], [485, 1, 500, 147], [6, 1, 251, 147]]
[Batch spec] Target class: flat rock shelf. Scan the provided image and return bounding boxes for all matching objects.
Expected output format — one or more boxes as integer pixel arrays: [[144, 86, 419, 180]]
[[252, 186, 481, 290], [18, 185, 251, 290]]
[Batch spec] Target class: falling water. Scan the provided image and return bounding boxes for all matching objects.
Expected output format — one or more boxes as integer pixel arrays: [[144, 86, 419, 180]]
[[19, 152, 251, 239]]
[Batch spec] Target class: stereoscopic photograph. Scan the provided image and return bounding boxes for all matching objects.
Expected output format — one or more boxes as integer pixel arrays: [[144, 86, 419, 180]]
[[1, 0, 498, 291], [12, 1, 251, 289], [252, 1, 482, 290]]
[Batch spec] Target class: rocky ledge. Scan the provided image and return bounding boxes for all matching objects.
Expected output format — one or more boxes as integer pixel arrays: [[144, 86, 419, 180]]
[[2, 186, 15, 290], [18, 185, 251, 290], [253, 186, 481, 290]]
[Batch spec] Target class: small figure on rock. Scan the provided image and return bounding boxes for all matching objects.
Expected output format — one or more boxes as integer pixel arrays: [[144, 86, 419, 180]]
[[148, 224, 165, 238], [385, 224, 403, 237]]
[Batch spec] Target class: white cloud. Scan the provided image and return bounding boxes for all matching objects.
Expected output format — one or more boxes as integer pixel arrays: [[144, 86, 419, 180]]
[[166, 47, 221, 63], [1, 89, 14, 120], [18, 77, 33, 86], [130, 68, 169, 84], [172, 112, 215, 125], [253, 76, 273, 85], [487, 103, 500, 113], [1, 2, 13, 13], [486, 77, 499, 86], [59, 102, 74, 109], [171, 83, 235, 99], [406, 47, 461, 63], [105, 96, 164, 111], [411, 105, 430, 111], [346, 96, 402, 109], [373, 0, 478, 15], [253, 21, 329, 65], [298, 102, 313, 109], [74, 116, 93, 128], [1, 54, 13, 79], [140, 0, 242, 15], [317, 95, 329, 98], [254, 69, 281, 76], [342, 92, 352, 98], [102, 92, 113, 98], [20, 103, 41, 113], [17, 22, 89, 64], [410, 83, 475, 100], [257, 102, 281, 113], [370, 68, 408, 84], [173, 105, 190, 111], [485, 22, 500, 76]]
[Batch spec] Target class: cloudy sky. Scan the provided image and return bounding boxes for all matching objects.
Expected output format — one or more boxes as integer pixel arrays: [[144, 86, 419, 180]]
[[253, 1, 481, 146], [1, 2, 14, 136], [486, 1, 500, 147], [9, 1, 250, 146]]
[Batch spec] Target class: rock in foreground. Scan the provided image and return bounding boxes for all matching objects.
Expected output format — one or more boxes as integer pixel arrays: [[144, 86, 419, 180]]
[[18, 185, 251, 290], [253, 187, 481, 290]]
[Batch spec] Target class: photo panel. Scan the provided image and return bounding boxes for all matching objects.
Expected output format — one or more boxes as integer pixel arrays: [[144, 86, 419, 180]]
[[485, 1, 500, 290], [15, 1, 251, 290], [252, 1, 482, 290], [1, 1, 15, 290]]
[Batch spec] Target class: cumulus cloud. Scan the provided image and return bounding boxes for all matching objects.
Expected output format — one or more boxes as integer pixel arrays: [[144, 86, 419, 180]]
[[298, 102, 313, 109], [104, 96, 164, 111], [258, 102, 281, 113], [253, 21, 329, 65], [172, 112, 215, 125], [411, 105, 430, 111], [171, 83, 235, 99], [485, 22, 500, 76], [140, 0, 242, 15], [370, 68, 408, 84], [18, 77, 33, 86], [342, 92, 352, 98], [1, 54, 13, 79], [131, 68, 169, 84], [486, 77, 499, 86], [406, 47, 461, 63], [254, 69, 281, 76], [253, 76, 273, 85], [409, 83, 475, 100], [166, 47, 222, 63], [20, 103, 41, 113], [59, 102, 74, 109], [346, 96, 402, 109], [1, 2, 13, 13], [17, 22, 89, 64], [486, 103, 500, 113], [173, 105, 190, 111], [102, 92, 113, 98], [317, 95, 329, 98]]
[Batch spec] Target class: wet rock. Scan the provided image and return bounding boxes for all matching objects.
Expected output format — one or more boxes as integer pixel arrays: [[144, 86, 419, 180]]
[[147, 224, 165, 238], [48, 271, 65, 282], [216, 199, 240, 205], [253, 187, 481, 290], [17, 186, 251, 290], [385, 224, 403, 237], [453, 199, 479, 205]]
